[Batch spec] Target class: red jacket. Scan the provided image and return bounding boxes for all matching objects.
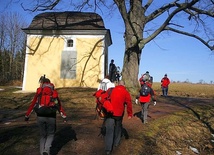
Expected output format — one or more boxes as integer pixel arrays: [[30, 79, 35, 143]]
[[161, 77, 170, 87], [110, 85, 133, 117], [139, 85, 156, 103], [25, 83, 66, 118]]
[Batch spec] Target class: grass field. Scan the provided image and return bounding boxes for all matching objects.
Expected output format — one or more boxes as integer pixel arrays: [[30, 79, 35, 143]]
[[152, 82, 214, 99]]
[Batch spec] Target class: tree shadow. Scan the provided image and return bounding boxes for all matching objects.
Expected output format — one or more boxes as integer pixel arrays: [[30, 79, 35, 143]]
[[51, 125, 77, 155], [168, 96, 214, 134], [134, 110, 152, 119]]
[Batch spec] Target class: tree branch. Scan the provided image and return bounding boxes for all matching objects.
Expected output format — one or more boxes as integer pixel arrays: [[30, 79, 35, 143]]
[[142, 0, 199, 46], [21, 0, 61, 12], [189, 6, 214, 17], [114, 0, 128, 23], [164, 26, 214, 51], [143, 0, 153, 11], [146, 1, 177, 23]]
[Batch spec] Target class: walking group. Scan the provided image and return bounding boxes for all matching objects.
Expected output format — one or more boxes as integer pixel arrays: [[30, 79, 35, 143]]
[[24, 62, 170, 155], [95, 67, 170, 154], [135, 71, 170, 125]]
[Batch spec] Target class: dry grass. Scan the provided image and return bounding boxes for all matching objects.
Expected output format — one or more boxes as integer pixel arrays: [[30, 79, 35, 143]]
[[152, 82, 214, 99], [0, 84, 214, 155], [143, 108, 214, 155]]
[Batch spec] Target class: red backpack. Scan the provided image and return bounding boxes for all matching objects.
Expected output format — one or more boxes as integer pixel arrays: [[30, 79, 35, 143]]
[[93, 88, 113, 118], [39, 83, 57, 107], [35, 82, 59, 115]]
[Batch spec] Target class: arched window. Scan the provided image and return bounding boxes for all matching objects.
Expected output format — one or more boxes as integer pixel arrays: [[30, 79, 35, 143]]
[[67, 39, 73, 47]]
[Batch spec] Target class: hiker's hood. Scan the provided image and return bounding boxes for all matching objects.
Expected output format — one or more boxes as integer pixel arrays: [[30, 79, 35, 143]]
[[102, 78, 111, 83]]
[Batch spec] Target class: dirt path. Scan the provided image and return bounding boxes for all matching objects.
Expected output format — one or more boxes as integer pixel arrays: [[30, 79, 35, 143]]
[[1, 95, 212, 155], [51, 96, 199, 155]]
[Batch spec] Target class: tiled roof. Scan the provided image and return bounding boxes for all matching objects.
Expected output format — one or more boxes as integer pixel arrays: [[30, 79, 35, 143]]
[[25, 11, 106, 30]]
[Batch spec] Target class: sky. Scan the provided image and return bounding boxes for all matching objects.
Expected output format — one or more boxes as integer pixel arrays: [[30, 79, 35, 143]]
[[0, 1, 214, 84]]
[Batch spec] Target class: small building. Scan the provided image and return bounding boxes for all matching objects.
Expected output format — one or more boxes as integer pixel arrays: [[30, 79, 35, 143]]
[[22, 11, 112, 91]]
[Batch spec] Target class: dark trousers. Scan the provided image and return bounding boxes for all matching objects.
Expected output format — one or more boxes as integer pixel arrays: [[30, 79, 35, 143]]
[[37, 116, 56, 155], [105, 116, 123, 152], [141, 102, 149, 123], [162, 86, 168, 96], [109, 72, 116, 82]]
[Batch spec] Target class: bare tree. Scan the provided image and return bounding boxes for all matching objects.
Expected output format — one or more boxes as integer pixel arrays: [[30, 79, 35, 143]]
[[0, 14, 7, 82], [0, 12, 27, 82], [17, 0, 214, 93]]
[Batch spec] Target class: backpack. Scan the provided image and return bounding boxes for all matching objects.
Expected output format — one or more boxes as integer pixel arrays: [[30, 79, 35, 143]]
[[100, 81, 108, 91], [34, 83, 59, 115], [93, 88, 113, 118], [140, 83, 151, 96]]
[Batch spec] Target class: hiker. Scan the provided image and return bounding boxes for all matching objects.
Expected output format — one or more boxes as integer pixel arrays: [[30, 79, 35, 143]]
[[109, 59, 117, 82], [139, 71, 153, 86], [94, 84, 129, 140], [135, 81, 156, 124], [104, 80, 133, 155], [97, 75, 115, 91], [161, 74, 170, 96], [24, 75, 67, 155], [115, 66, 121, 83], [136, 71, 153, 104], [94, 82, 115, 119]]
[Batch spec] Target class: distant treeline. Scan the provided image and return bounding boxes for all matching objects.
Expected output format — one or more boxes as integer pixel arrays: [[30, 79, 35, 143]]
[[0, 12, 27, 84]]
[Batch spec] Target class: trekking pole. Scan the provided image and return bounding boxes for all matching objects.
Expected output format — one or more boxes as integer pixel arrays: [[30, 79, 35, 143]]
[[94, 106, 98, 120]]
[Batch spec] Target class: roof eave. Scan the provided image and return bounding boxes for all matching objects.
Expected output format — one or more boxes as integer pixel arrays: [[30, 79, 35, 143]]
[[22, 29, 112, 46]]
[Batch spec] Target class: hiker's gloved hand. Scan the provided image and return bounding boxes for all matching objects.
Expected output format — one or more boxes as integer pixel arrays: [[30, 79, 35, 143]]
[[153, 101, 157, 106], [128, 116, 132, 119], [135, 99, 138, 104], [60, 112, 66, 118], [25, 116, 29, 121]]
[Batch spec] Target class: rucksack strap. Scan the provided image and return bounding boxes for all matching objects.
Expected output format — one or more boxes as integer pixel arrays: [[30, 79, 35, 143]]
[[107, 87, 113, 100]]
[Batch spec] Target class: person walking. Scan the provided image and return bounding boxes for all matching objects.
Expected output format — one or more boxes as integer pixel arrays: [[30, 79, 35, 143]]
[[139, 71, 153, 86], [115, 66, 121, 83], [24, 76, 67, 155], [109, 59, 117, 82], [104, 80, 133, 155], [137, 82, 156, 124], [161, 74, 170, 96]]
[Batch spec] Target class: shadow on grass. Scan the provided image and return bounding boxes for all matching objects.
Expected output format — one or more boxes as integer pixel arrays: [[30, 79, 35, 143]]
[[0, 124, 38, 155], [168, 96, 214, 134], [51, 125, 77, 155]]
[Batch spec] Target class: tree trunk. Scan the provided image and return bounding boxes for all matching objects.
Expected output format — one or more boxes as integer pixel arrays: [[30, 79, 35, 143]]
[[122, 22, 145, 95], [120, 0, 145, 95], [122, 44, 141, 95]]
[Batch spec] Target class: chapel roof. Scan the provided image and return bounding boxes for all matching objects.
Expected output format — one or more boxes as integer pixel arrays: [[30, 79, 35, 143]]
[[24, 11, 106, 30]]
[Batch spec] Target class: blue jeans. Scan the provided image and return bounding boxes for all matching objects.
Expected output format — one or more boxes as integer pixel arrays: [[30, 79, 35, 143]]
[[37, 116, 56, 155], [105, 116, 123, 152]]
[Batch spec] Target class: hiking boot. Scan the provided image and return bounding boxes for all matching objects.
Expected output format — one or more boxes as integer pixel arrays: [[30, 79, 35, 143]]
[[106, 151, 111, 155], [114, 143, 120, 147], [43, 152, 48, 155]]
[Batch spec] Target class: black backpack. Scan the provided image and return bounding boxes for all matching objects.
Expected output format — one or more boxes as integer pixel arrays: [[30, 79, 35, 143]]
[[140, 83, 151, 96]]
